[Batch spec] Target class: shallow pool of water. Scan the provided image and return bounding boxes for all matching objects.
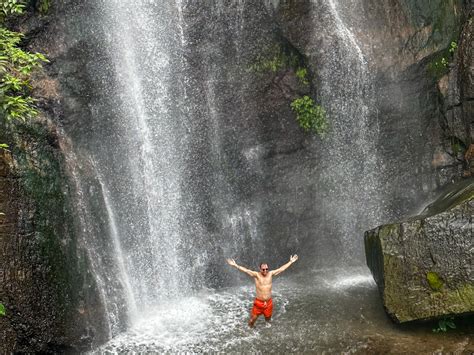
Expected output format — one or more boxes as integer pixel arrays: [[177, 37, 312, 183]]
[[93, 268, 474, 353]]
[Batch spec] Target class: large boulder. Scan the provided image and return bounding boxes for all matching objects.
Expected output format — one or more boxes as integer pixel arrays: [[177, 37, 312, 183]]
[[365, 179, 474, 323]]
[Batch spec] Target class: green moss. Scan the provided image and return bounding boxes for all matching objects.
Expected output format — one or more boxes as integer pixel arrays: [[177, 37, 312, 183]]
[[382, 253, 412, 320], [427, 41, 460, 79], [11, 121, 79, 310], [249, 44, 300, 74], [446, 284, 474, 308], [428, 53, 450, 79], [37, 0, 51, 14], [378, 224, 398, 240], [427, 271, 444, 291], [248, 42, 310, 86]]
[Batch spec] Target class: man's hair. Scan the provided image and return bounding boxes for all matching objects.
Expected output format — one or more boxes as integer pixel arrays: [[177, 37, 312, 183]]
[[259, 263, 268, 269]]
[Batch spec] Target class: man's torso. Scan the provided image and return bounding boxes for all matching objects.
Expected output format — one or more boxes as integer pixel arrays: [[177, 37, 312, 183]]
[[255, 273, 272, 300]]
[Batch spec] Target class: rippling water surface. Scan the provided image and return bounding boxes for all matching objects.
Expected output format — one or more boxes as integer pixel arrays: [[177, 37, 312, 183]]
[[92, 268, 474, 353]]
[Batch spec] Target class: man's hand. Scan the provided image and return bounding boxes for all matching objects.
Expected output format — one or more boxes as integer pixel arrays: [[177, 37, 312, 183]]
[[272, 255, 299, 276], [226, 258, 237, 267]]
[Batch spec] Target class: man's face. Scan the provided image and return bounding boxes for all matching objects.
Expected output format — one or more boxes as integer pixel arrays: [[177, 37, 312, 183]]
[[260, 264, 269, 276]]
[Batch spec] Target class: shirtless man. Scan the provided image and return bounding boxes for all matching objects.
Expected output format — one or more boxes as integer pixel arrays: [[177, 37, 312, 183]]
[[226, 255, 299, 327]]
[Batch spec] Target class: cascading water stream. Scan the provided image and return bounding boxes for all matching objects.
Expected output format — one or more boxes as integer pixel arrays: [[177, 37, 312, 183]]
[[311, 0, 384, 263], [98, 0, 190, 308], [61, 140, 128, 337], [94, 164, 138, 319]]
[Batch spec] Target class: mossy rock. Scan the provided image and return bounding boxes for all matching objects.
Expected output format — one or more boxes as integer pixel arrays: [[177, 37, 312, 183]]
[[365, 179, 474, 323]]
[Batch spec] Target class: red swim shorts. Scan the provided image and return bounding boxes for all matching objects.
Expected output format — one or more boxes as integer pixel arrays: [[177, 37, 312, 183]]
[[252, 298, 273, 318]]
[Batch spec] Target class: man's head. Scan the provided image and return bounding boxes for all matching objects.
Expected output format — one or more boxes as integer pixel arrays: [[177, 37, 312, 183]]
[[259, 263, 269, 275]]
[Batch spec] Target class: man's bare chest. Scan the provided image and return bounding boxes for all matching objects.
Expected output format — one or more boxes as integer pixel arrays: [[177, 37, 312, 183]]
[[256, 275, 272, 287]]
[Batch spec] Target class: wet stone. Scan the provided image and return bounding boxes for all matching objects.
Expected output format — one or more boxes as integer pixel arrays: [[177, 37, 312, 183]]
[[365, 180, 474, 323]]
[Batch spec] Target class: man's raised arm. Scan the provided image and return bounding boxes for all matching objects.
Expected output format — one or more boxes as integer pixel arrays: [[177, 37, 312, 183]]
[[226, 258, 257, 278], [271, 255, 298, 276]]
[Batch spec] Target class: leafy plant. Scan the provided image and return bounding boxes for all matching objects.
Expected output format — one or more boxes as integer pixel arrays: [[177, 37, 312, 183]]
[[0, 0, 26, 21], [0, 24, 48, 123], [428, 41, 458, 79], [433, 317, 456, 333], [295, 67, 309, 85], [0, 302, 5, 316], [290, 95, 328, 137], [0, 1, 49, 150], [448, 41, 457, 54]]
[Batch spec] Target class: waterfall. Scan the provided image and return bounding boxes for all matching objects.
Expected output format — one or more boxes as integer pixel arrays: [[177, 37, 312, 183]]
[[309, 0, 384, 263], [57, 0, 393, 349], [96, 0, 192, 308]]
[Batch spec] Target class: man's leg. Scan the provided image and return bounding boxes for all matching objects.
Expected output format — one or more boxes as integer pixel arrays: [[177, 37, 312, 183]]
[[249, 313, 259, 327], [263, 299, 273, 322]]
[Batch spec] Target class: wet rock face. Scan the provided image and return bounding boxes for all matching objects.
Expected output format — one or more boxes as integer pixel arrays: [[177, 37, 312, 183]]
[[0, 129, 109, 353], [272, 0, 470, 216], [0, 149, 72, 353], [437, 8, 474, 181], [0, 1, 110, 352], [365, 180, 474, 323]]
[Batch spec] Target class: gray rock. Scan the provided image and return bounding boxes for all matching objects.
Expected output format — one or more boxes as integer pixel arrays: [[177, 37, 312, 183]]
[[365, 179, 474, 323]]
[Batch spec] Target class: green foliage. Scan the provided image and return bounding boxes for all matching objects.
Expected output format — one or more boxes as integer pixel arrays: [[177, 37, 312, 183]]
[[249, 45, 299, 74], [295, 67, 309, 85], [0, 24, 48, 123], [432, 316, 456, 332], [290, 95, 328, 137], [251, 45, 329, 136], [448, 41, 457, 54], [0, 302, 5, 316], [0, 0, 26, 21], [428, 55, 449, 78], [249, 44, 312, 86], [428, 41, 458, 79], [426, 271, 444, 291], [0, 0, 49, 155]]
